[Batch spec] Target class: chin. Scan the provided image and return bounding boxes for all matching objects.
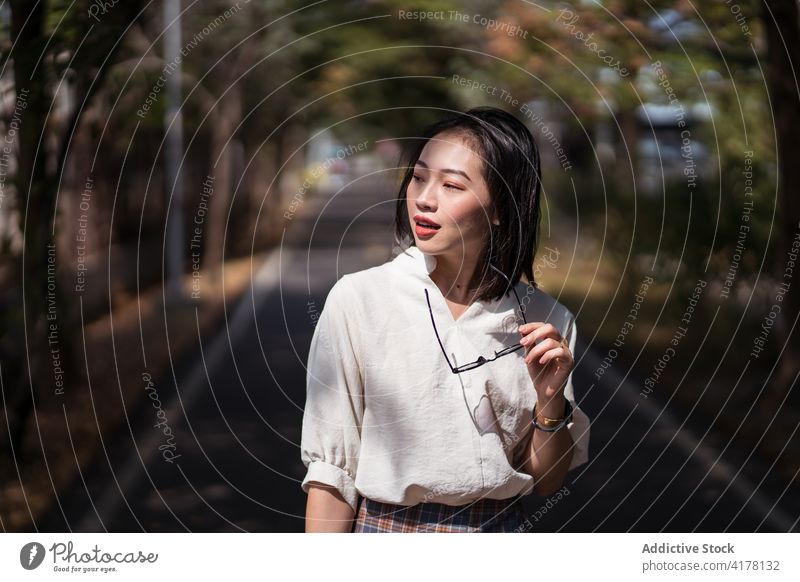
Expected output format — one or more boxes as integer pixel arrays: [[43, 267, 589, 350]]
[[414, 238, 441, 250]]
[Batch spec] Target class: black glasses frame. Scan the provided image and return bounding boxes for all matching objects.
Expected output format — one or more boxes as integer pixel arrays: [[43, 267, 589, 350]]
[[425, 264, 528, 374]]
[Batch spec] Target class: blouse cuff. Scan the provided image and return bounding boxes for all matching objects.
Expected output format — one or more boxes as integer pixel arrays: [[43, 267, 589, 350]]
[[301, 460, 360, 514]]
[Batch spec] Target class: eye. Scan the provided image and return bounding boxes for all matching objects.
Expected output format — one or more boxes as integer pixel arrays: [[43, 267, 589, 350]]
[[411, 174, 424, 183], [443, 183, 464, 190]]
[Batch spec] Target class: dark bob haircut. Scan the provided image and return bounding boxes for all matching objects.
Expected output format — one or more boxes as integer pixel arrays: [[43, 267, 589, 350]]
[[394, 106, 543, 303]]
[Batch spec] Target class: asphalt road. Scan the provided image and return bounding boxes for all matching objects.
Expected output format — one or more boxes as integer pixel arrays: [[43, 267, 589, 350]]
[[41, 174, 799, 532]]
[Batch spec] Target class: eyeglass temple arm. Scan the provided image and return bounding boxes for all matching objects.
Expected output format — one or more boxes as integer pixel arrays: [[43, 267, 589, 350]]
[[424, 288, 456, 372]]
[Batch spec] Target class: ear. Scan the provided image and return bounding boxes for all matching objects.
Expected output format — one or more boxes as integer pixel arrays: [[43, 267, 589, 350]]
[[489, 204, 500, 227]]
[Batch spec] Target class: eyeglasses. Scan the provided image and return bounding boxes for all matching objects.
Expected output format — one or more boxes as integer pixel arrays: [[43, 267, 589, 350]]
[[425, 264, 528, 374]]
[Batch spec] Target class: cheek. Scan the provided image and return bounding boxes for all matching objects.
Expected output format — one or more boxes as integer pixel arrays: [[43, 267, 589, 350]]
[[449, 200, 491, 232], [405, 193, 416, 217], [406, 183, 420, 206]]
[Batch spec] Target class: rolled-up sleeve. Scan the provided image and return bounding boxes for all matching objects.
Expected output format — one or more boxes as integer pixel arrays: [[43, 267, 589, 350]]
[[300, 276, 364, 514], [562, 317, 590, 470]]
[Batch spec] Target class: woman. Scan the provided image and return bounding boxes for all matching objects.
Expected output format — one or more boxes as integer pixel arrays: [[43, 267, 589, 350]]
[[300, 106, 590, 532]]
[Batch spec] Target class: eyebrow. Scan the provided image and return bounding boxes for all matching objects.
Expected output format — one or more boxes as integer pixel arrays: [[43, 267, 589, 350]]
[[414, 159, 472, 182]]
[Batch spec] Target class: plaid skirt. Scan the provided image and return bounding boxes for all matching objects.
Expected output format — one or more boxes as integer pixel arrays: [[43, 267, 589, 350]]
[[353, 494, 526, 533]]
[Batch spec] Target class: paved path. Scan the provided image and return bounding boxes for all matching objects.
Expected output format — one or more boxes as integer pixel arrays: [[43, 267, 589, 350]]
[[42, 175, 798, 532]]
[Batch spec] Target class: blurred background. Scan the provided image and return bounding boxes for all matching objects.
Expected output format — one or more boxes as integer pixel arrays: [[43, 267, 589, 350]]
[[0, 0, 798, 532]]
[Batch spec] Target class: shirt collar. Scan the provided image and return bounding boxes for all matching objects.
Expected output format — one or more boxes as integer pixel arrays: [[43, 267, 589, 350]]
[[393, 244, 529, 335], [396, 244, 436, 277], [397, 244, 518, 300]]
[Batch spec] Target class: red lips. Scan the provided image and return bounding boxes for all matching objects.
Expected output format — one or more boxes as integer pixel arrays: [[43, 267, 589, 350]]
[[413, 214, 441, 229]]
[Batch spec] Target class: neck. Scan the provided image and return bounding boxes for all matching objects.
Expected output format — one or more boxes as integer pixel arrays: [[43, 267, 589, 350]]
[[429, 247, 485, 303]]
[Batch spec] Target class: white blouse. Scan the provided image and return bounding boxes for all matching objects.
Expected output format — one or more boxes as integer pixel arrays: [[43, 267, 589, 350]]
[[300, 245, 590, 514]]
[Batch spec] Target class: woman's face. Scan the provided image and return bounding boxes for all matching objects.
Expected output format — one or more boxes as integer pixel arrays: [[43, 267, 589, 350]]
[[406, 130, 497, 257]]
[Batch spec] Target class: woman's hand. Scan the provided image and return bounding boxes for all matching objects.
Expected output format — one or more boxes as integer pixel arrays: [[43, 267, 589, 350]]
[[519, 322, 574, 399]]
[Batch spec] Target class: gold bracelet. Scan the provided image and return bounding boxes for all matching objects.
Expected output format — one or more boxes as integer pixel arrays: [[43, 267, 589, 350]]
[[533, 402, 566, 427]]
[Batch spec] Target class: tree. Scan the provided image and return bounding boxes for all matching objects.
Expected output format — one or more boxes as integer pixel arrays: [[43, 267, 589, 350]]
[[761, 0, 800, 406], [1, 0, 146, 466]]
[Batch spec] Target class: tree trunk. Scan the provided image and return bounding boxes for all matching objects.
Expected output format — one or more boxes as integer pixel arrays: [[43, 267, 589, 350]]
[[6, 0, 53, 461], [614, 84, 639, 201], [204, 83, 242, 280], [762, 0, 800, 405], [203, 41, 258, 278]]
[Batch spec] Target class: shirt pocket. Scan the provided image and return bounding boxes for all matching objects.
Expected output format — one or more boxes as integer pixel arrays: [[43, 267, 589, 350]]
[[481, 358, 535, 457]]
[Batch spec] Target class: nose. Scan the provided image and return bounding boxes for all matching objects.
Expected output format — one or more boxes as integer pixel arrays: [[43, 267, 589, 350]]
[[414, 179, 437, 211]]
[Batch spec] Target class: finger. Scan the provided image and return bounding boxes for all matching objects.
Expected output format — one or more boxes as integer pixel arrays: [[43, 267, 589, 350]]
[[518, 322, 545, 335], [539, 347, 571, 366], [524, 338, 560, 364], [527, 337, 560, 360], [520, 323, 561, 346]]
